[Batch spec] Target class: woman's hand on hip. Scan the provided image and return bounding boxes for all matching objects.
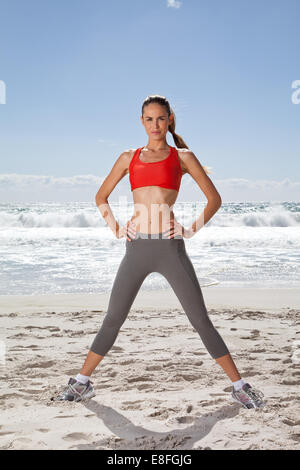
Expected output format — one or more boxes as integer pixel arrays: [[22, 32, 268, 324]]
[[116, 220, 136, 241], [164, 219, 184, 239], [164, 219, 196, 239]]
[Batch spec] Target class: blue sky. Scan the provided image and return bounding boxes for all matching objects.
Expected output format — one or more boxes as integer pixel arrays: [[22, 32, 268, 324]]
[[0, 0, 299, 202]]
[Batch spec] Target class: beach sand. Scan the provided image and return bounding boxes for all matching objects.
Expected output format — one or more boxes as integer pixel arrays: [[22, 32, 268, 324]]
[[0, 287, 299, 450]]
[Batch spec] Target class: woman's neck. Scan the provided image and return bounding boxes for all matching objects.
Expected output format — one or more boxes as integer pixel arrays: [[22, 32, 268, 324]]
[[145, 138, 169, 152]]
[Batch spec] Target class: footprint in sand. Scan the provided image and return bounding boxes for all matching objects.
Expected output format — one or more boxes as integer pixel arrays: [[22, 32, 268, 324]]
[[106, 371, 117, 378], [62, 432, 92, 442], [1, 393, 29, 400], [167, 416, 195, 425], [148, 409, 172, 419], [121, 400, 144, 410], [281, 418, 300, 426], [248, 348, 266, 353], [145, 365, 162, 371], [198, 397, 226, 406], [111, 346, 124, 352], [281, 379, 300, 386], [8, 333, 27, 339], [54, 415, 75, 419], [24, 372, 50, 379], [270, 369, 284, 375], [24, 326, 60, 332], [64, 369, 83, 376], [23, 360, 55, 370], [173, 373, 201, 381], [126, 375, 153, 383], [163, 361, 178, 367], [175, 415, 194, 424], [136, 383, 153, 390], [280, 395, 299, 403], [21, 389, 45, 395], [193, 361, 204, 366], [240, 336, 258, 340], [239, 369, 261, 378], [10, 344, 41, 351], [11, 437, 32, 445], [250, 329, 260, 336], [0, 431, 15, 436]]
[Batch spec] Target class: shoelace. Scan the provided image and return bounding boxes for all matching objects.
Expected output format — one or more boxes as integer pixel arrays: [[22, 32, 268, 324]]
[[68, 381, 93, 397], [69, 383, 84, 397], [63, 381, 87, 398], [246, 387, 264, 402]]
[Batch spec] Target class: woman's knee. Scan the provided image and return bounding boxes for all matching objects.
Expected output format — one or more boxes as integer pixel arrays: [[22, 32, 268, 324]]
[[101, 309, 128, 329], [186, 310, 215, 332]]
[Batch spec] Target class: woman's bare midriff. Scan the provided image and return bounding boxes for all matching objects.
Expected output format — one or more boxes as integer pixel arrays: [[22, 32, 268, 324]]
[[130, 186, 179, 234], [125, 147, 186, 234]]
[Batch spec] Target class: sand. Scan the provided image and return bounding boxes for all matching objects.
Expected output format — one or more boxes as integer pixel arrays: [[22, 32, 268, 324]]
[[0, 287, 299, 450]]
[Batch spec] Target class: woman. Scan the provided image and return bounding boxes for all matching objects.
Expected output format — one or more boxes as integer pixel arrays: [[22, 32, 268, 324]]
[[56, 95, 265, 409]]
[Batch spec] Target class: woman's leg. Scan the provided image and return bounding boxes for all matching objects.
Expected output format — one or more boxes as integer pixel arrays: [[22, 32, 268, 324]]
[[80, 242, 149, 377], [214, 354, 241, 381], [158, 239, 242, 381], [80, 351, 105, 377]]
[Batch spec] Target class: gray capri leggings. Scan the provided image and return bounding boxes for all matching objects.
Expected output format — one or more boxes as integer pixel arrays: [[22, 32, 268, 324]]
[[90, 231, 230, 359]]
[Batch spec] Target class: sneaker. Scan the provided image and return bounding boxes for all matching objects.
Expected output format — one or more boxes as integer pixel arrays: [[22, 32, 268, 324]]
[[231, 383, 266, 409], [54, 377, 96, 402]]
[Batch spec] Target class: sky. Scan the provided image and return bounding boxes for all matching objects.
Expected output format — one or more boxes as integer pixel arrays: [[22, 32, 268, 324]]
[[0, 0, 299, 202]]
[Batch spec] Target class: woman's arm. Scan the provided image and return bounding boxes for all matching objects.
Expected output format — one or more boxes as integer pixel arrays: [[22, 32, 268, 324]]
[[179, 150, 222, 234], [95, 151, 130, 236]]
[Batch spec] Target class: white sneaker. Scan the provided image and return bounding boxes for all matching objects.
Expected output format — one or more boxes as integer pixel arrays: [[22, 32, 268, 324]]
[[231, 383, 266, 409], [54, 377, 96, 402]]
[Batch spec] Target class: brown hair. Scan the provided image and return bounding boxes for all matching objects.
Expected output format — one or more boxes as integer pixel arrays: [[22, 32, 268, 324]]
[[141, 94, 211, 174]]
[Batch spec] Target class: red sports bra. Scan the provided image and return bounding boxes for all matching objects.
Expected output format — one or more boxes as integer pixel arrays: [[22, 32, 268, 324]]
[[129, 146, 182, 192]]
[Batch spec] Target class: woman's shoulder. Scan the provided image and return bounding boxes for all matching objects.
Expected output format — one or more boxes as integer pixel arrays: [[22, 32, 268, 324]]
[[175, 147, 192, 155], [176, 147, 199, 162], [121, 148, 139, 175], [126, 147, 139, 155], [117, 148, 139, 161], [175, 148, 196, 175], [125, 148, 139, 163], [175, 147, 195, 161]]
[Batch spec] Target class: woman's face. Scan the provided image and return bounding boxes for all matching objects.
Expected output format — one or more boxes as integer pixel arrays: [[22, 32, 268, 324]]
[[140, 103, 173, 140]]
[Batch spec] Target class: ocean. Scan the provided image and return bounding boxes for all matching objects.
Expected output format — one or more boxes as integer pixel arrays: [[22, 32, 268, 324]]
[[0, 201, 299, 295]]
